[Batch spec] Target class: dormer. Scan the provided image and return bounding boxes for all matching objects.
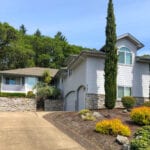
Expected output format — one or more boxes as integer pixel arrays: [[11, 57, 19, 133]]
[[116, 33, 144, 65]]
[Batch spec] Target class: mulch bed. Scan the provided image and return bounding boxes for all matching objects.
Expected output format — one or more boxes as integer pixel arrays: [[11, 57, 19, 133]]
[[44, 109, 141, 150]]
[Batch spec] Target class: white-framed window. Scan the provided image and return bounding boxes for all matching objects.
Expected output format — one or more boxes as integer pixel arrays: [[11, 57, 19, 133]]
[[118, 47, 132, 65], [118, 86, 132, 99], [5, 77, 21, 85]]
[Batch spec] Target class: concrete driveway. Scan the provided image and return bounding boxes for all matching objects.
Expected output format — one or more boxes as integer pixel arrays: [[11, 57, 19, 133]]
[[0, 112, 85, 150]]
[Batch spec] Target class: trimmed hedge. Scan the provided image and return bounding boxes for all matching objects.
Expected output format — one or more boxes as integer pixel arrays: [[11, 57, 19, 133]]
[[0, 92, 26, 98], [121, 96, 136, 110]]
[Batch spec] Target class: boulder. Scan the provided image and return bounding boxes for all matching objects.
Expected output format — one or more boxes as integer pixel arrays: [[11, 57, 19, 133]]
[[116, 135, 129, 145], [93, 112, 103, 118], [122, 109, 128, 113], [81, 114, 86, 120], [122, 144, 130, 150]]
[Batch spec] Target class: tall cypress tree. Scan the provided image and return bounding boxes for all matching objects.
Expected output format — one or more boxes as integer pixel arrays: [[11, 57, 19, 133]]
[[104, 0, 117, 109]]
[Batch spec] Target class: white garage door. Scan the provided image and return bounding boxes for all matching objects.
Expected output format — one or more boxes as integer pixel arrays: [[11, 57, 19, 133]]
[[77, 86, 85, 111], [65, 92, 76, 111]]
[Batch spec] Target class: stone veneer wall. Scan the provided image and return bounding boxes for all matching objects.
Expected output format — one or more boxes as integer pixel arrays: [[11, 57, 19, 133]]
[[44, 99, 64, 111], [0, 97, 36, 111], [85, 94, 149, 109]]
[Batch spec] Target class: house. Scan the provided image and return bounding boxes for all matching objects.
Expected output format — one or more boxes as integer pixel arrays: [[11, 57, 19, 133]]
[[56, 33, 150, 111], [0, 67, 58, 94]]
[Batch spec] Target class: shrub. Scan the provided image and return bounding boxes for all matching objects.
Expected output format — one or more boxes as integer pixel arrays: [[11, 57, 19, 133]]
[[130, 107, 150, 125], [95, 118, 131, 136], [0, 92, 26, 97], [82, 114, 96, 121], [121, 96, 136, 110], [79, 109, 91, 115], [130, 126, 150, 150], [79, 109, 95, 121], [26, 91, 35, 98], [143, 101, 150, 107]]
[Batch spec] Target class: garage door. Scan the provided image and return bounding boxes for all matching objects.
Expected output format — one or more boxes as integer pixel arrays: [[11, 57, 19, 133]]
[[65, 91, 76, 111], [77, 86, 85, 111]]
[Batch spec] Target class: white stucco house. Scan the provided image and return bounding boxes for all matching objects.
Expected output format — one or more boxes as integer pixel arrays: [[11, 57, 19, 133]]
[[56, 33, 150, 111], [0, 67, 58, 94]]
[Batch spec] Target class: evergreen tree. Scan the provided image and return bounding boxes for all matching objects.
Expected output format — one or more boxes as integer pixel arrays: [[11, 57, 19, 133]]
[[54, 31, 67, 42], [19, 24, 27, 35], [34, 29, 41, 37], [104, 0, 118, 109]]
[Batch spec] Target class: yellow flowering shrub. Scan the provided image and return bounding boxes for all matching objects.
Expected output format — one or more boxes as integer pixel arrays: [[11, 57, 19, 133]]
[[95, 118, 131, 137], [130, 106, 150, 125]]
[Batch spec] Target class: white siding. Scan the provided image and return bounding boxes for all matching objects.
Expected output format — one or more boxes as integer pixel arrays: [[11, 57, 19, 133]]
[[62, 59, 87, 97], [117, 39, 137, 88], [117, 39, 150, 98], [133, 63, 150, 97], [60, 38, 149, 100], [86, 39, 150, 98], [86, 57, 105, 94]]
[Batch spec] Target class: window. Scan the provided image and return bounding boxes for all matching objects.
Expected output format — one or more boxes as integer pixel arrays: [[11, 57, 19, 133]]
[[5, 77, 20, 85], [118, 47, 132, 65], [118, 86, 131, 99]]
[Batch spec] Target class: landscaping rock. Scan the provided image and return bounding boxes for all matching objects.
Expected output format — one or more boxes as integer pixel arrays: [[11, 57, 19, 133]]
[[122, 144, 130, 150], [116, 135, 129, 145], [81, 114, 86, 120], [122, 109, 128, 113], [93, 112, 103, 118]]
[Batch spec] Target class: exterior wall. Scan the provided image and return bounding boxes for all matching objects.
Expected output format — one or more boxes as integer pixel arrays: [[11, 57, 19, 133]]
[[44, 99, 64, 111], [86, 39, 150, 99], [86, 57, 105, 94], [117, 39, 137, 93], [0, 76, 38, 94], [85, 94, 123, 109], [85, 94, 149, 110], [0, 97, 36, 111], [62, 59, 87, 97], [133, 63, 150, 98], [1, 75, 25, 93]]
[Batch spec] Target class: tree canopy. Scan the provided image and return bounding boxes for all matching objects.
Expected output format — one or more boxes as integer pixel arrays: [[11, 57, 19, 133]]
[[0, 22, 93, 70]]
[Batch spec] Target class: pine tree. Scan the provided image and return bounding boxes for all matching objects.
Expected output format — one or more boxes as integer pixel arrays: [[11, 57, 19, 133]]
[[104, 0, 118, 109], [19, 24, 27, 35]]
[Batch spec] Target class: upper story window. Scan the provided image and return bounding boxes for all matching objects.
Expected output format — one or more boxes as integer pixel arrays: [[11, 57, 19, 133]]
[[118, 47, 132, 65]]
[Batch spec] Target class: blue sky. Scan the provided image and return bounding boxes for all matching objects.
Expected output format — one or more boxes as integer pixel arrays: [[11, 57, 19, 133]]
[[0, 0, 150, 55]]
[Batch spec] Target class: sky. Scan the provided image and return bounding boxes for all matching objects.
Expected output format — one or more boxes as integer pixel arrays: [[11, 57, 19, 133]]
[[0, 0, 150, 55]]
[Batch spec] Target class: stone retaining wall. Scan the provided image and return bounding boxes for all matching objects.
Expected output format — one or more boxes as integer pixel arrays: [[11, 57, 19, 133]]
[[85, 94, 148, 109], [44, 99, 63, 111], [0, 97, 36, 111]]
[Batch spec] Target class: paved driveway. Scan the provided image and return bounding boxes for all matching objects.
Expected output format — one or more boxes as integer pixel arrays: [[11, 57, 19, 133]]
[[0, 112, 85, 150]]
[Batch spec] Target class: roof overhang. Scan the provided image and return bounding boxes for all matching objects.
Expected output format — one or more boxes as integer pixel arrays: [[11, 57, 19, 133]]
[[68, 50, 105, 69], [117, 33, 144, 50], [136, 56, 150, 63], [0, 67, 58, 77]]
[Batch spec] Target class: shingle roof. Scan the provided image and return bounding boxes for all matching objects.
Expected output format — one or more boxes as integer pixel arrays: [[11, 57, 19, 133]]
[[0, 67, 58, 77]]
